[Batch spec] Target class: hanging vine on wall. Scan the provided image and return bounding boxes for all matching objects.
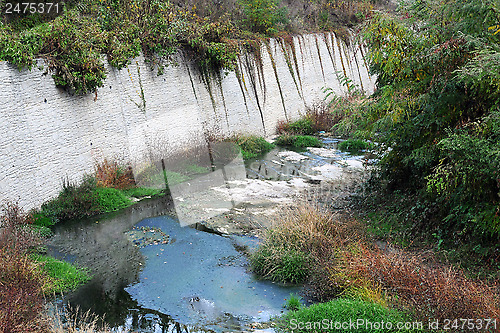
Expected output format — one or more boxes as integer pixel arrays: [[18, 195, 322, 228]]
[[128, 63, 146, 112], [0, 0, 376, 94]]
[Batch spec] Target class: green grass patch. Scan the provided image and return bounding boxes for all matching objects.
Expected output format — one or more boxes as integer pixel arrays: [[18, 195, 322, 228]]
[[164, 170, 190, 185], [277, 298, 420, 332], [183, 164, 211, 175], [338, 139, 370, 154], [251, 246, 310, 284], [33, 254, 91, 294], [233, 135, 275, 160], [123, 187, 164, 198], [285, 293, 302, 311], [287, 118, 315, 135], [275, 135, 323, 148], [94, 187, 133, 212]]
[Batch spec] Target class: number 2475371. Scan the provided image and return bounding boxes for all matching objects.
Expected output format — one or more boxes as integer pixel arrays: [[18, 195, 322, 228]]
[[4, 2, 60, 14]]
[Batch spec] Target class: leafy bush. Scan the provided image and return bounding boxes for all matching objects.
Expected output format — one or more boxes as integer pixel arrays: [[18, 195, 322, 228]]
[[275, 135, 323, 148], [276, 298, 415, 333], [342, 0, 500, 246], [250, 203, 361, 287], [338, 138, 370, 154], [232, 135, 275, 159], [40, 177, 100, 223], [340, 245, 500, 323], [425, 119, 500, 236], [287, 118, 315, 135], [240, 0, 288, 34], [37, 175, 138, 225]]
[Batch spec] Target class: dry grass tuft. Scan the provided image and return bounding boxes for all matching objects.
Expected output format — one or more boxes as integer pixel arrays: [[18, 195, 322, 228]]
[[306, 103, 337, 133], [251, 201, 363, 285], [50, 306, 122, 333], [0, 203, 48, 333], [95, 159, 135, 190], [252, 200, 500, 324], [340, 246, 500, 323], [268, 203, 362, 256], [0, 202, 42, 254]]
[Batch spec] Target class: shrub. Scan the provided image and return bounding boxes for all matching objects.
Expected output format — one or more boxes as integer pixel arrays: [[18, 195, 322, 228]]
[[0, 204, 48, 333], [275, 135, 323, 148], [338, 138, 370, 154], [287, 118, 315, 135], [276, 118, 314, 135], [40, 177, 100, 223], [277, 298, 415, 333], [232, 135, 275, 159], [0, 202, 43, 254], [347, 1, 500, 246], [95, 159, 135, 190], [250, 203, 362, 286], [38, 175, 135, 224], [339, 246, 500, 323], [240, 0, 288, 34], [0, 249, 49, 333]]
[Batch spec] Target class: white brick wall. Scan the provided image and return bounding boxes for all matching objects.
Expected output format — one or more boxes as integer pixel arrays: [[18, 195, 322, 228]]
[[0, 33, 375, 210]]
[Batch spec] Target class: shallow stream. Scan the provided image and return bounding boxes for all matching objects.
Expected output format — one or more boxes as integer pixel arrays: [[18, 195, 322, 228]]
[[48, 138, 369, 332]]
